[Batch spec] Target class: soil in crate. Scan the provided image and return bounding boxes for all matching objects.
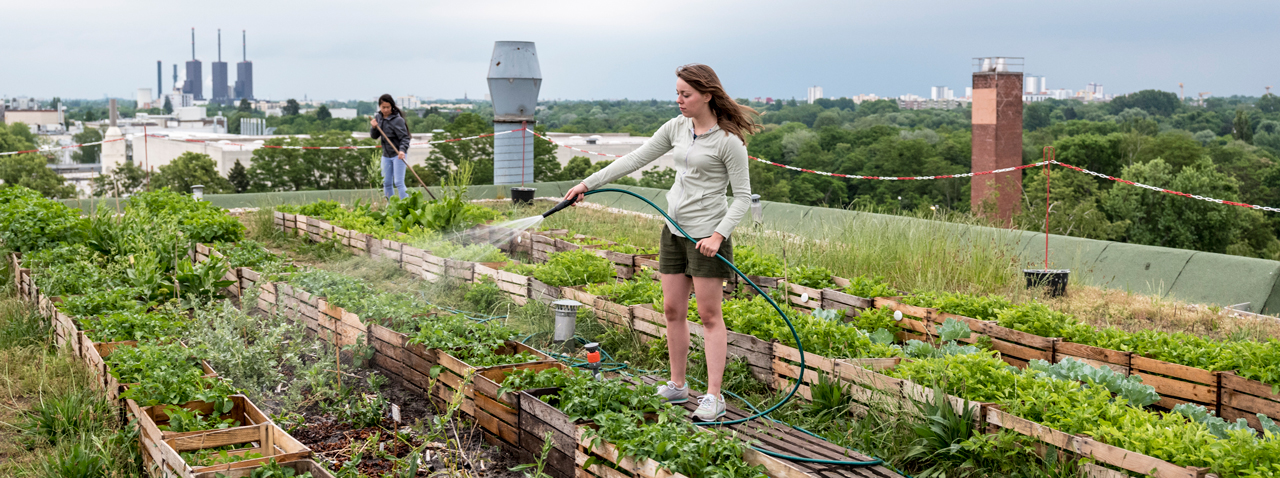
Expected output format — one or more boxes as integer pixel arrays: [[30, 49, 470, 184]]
[[293, 414, 525, 478]]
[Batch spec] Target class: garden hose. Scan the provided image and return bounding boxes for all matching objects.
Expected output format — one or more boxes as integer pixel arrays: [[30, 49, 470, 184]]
[[544, 188, 807, 426], [541, 189, 891, 469]]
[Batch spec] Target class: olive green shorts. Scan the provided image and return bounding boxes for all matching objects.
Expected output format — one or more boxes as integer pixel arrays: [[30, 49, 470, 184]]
[[658, 225, 733, 278]]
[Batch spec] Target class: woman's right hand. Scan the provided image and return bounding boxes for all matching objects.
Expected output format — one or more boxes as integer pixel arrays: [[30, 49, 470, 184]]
[[564, 183, 589, 204]]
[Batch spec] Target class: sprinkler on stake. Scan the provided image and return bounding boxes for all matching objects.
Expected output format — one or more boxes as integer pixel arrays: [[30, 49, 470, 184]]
[[584, 342, 602, 380]]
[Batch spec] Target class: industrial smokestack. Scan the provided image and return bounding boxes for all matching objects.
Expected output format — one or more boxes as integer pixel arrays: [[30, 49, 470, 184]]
[[242, 30, 246, 62], [173, 64, 178, 90], [191, 27, 195, 60], [157, 61, 162, 97], [218, 29, 221, 62], [108, 99, 118, 127]]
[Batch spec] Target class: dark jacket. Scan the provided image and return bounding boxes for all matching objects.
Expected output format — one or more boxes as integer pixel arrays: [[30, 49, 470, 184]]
[[370, 112, 411, 157]]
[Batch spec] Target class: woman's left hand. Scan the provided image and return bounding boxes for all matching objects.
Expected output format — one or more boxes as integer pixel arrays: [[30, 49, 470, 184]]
[[696, 233, 724, 257], [397, 152, 406, 160]]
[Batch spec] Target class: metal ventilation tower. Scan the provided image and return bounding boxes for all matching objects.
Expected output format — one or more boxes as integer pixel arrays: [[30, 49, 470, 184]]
[[486, 41, 541, 185]]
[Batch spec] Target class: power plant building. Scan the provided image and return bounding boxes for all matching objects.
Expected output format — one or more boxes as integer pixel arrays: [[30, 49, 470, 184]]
[[234, 30, 254, 101], [182, 28, 203, 100], [211, 29, 230, 105]]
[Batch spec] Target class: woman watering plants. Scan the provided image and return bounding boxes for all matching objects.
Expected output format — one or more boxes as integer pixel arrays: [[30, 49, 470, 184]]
[[563, 64, 758, 421], [370, 94, 412, 199]]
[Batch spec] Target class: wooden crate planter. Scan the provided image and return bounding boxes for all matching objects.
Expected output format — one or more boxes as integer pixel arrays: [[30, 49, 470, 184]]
[[627, 304, 667, 341], [770, 344, 905, 407], [191, 244, 242, 297], [725, 274, 784, 298], [473, 362, 571, 447], [434, 341, 554, 406], [192, 459, 335, 478], [416, 247, 448, 281], [619, 302, 775, 383], [132, 395, 273, 441], [819, 287, 874, 316], [368, 320, 553, 417], [475, 264, 532, 304], [518, 388, 581, 478], [96, 341, 218, 401], [1219, 372, 1280, 431], [784, 281, 823, 311], [874, 297, 1054, 367], [530, 278, 561, 304], [592, 297, 637, 331], [633, 254, 659, 271], [131, 397, 308, 478], [982, 406, 1210, 478], [266, 282, 365, 348], [445, 258, 476, 281], [368, 324, 458, 411], [521, 387, 828, 478], [827, 358, 1212, 478], [532, 233, 557, 263]]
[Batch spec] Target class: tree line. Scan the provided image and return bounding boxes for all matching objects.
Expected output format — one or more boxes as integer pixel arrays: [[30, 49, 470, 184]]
[[25, 91, 1280, 260]]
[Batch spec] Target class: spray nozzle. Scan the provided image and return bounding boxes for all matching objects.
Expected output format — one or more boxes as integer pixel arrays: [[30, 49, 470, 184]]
[[542, 197, 578, 218]]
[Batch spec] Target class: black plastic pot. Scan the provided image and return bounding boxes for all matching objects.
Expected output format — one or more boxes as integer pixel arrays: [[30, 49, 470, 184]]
[[511, 187, 535, 206], [1024, 269, 1069, 297]]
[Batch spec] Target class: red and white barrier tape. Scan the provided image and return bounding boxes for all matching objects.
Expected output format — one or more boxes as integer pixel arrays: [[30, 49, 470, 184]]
[[1049, 161, 1280, 213], [0, 136, 128, 156], [528, 131, 1279, 213]]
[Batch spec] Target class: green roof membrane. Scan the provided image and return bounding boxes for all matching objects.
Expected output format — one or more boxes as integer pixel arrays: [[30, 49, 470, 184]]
[[1088, 242, 1195, 298], [1167, 253, 1280, 312]]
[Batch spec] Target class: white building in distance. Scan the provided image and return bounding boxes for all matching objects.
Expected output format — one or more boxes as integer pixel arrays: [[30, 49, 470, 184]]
[[806, 86, 824, 104]]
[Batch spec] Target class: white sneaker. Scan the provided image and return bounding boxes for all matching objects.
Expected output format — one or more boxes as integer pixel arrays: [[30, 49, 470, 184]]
[[656, 381, 689, 404], [692, 394, 726, 421]]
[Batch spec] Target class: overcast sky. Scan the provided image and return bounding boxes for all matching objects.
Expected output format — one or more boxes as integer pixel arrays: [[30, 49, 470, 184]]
[[3, 0, 1277, 102]]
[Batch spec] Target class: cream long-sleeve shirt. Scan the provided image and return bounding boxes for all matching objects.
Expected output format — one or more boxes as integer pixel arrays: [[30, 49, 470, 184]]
[[581, 115, 752, 239]]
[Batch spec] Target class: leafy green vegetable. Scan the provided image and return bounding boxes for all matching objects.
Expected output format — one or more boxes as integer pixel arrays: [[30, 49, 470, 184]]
[[1028, 358, 1160, 407], [585, 270, 662, 305], [128, 189, 244, 244], [719, 296, 902, 359], [160, 405, 240, 432], [532, 249, 616, 287], [733, 245, 783, 277], [84, 307, 189, 343], [888, 352, 1280, 475], [105, 342, 236, 407], [0, 186, 87, 252], [841, 275, 897, 298], [788, 265, 835, 289]]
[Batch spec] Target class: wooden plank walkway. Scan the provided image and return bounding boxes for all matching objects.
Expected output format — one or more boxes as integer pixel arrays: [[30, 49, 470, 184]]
[[640, 376, 901, 478]]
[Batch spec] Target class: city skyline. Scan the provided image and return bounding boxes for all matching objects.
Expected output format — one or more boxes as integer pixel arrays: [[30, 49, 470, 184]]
[[2, 0, 1276, 102]]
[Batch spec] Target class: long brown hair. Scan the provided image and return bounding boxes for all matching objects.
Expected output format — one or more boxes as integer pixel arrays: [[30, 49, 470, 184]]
[[676, 64, 761, 144]]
